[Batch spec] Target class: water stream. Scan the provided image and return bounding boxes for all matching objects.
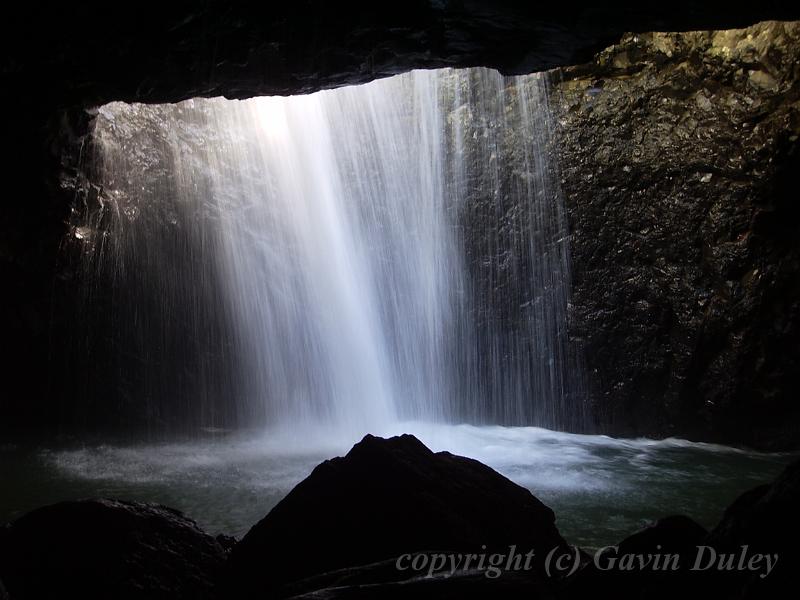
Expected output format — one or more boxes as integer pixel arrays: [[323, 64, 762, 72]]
[[71, 67, 583, 434]]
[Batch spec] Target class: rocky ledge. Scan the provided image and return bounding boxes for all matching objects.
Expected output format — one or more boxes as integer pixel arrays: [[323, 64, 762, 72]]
[[0, 435, 797, 599]]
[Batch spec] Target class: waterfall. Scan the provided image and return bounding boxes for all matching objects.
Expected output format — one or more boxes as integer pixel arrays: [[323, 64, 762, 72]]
[[68, 67, 585, 437]]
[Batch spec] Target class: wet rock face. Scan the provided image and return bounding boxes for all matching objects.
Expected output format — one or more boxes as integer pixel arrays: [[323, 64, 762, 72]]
[[0, 499, 226, 600], [551, 21, 800, 448]]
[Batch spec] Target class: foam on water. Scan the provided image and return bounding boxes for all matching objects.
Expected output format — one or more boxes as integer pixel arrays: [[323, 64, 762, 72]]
[[33, 425, 792, 548]]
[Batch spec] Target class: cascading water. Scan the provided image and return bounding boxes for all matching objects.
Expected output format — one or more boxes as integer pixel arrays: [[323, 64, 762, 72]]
[[68, 67, 585, 438]]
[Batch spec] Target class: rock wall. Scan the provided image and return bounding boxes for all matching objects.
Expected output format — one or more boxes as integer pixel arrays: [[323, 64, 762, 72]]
[[551, 21, 800, 448]]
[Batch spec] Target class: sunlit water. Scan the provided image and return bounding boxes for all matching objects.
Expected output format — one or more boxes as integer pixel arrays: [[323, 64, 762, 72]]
[[1, 426, 792, 549], [68, 67, 584, 434]]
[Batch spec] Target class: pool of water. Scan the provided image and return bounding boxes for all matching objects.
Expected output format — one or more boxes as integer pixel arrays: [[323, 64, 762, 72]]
[[0, 424, 793, 549]]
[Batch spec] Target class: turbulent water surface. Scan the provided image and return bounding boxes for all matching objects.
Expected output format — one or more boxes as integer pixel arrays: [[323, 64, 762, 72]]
[[1, 427, 792, 549]]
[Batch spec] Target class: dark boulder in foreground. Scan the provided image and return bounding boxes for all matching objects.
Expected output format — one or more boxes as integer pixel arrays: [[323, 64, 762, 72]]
[[225, 434, 568, 597], [0, 498, 226, 600], [615, 515, 709, 556], [709, 458, 800, 549], [563, 515, 709, 599], [703, 458, 800, 598], [564, 458, 800, 599], [284, 566, 552, 599]]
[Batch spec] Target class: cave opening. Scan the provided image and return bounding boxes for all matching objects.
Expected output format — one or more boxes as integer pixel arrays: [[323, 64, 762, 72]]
[[2, 7, 800, 594], [0, 65, 790, 551]]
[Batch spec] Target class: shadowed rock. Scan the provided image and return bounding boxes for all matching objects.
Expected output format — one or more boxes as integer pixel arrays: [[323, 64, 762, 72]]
[[0, 498, 226, 600], [283, 568, 553, 599], [562, 515, 709, 599], [702, 458, 800, 597], [563, 459, 800, 599], [225, 434, 568, 597], [617, 515, 709, 555]]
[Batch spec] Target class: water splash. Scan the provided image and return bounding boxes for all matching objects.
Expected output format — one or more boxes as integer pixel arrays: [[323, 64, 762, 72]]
[[14, 425, 792, 546], [69, 67, 585, 436]]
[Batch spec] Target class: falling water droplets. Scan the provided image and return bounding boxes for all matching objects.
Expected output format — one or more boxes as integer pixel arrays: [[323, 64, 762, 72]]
[[72, 67, 586, 439]]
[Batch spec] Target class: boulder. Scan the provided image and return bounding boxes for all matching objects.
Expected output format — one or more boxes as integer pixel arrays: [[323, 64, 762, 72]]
[[563, 460, 800, 599], [0, 498, 226, 600], [709, 459, 800, 548], [225, 434, 567, 597], [701, 458, 800, 598], [283, 567, 550, 599], [616, 515, 708, 555], [563, 515, 708, 599]]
